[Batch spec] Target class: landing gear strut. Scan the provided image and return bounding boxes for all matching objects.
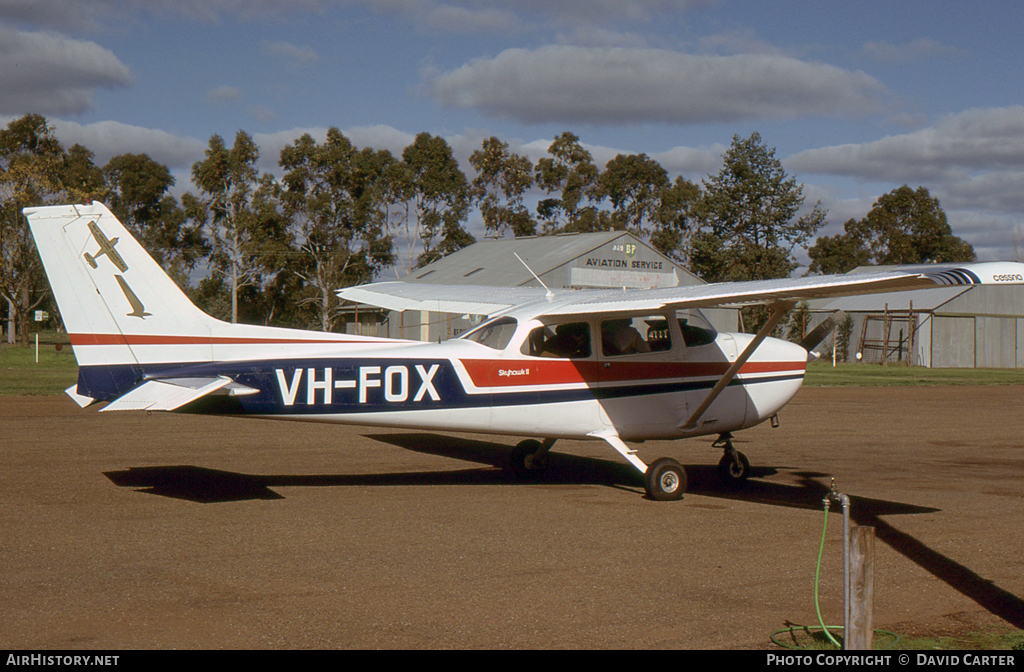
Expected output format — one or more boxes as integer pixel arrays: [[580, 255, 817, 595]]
[[714, 432, 750, 485], [591, 430, 687, 501]]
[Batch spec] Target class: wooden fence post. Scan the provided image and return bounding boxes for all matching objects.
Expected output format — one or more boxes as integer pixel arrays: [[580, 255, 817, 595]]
[[848, 526, 875, 650]]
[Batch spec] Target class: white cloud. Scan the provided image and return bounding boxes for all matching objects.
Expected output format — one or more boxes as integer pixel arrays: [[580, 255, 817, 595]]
[[205, 85, 242, 103], [862, 38, 965, 63], [698, 28, 787, 56], [423, 45, 889, 125], [261, 40, 319, 66], [0, 25, 133, 115], [942, 210, 1022, 261], [939, 171, 1024, 213], [2, 0, 715, 35], [0, 0, 118, 32], [784, 108, 1024, 260], [45, 118, 206, 169], [786, 106, 1024, 183], [651, 144, 727, 177], [484, 0, 716, 25], [420, 5, 522, 32], [249, 105, 278, 123]]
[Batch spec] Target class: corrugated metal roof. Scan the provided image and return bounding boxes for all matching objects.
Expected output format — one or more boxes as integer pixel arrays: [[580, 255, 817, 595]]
[[400, 231, 700, 286]]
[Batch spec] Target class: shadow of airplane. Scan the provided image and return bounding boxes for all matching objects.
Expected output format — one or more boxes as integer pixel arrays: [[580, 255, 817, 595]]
[[103, 431, 1024, 629]]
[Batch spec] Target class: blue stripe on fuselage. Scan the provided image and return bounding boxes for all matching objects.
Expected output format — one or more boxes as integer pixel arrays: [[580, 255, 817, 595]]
[[76, 358, 804, 414]]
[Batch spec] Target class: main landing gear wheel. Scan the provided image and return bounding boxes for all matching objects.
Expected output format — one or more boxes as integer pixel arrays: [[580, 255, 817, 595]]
[[510, 439, 550, 479], [645, 457, 687, 501]]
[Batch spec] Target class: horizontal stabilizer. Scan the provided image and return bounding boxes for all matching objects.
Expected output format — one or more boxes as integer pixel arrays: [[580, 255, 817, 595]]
[[101, 376, 258, 412], [64, 384, 96, 408]]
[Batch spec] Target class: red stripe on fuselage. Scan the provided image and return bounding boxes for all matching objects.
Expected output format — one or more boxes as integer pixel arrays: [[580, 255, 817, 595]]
[[460, 359, 805, 387], [68, 333, 382, 346]]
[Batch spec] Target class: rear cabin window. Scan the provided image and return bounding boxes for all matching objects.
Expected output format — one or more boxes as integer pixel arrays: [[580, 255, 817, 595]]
[[601, 316, 672, 357], [461, 316, 518, 350], [521, 322, 592, 359]]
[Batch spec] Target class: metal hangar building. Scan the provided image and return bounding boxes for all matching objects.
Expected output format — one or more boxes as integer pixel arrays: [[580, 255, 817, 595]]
[[808, 265, 1024, 368], [345, 231, 739, 342]]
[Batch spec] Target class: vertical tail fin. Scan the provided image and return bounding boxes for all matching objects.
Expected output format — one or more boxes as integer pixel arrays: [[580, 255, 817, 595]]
[[26, 202, 219, 400], [25, 202, 218, 366]]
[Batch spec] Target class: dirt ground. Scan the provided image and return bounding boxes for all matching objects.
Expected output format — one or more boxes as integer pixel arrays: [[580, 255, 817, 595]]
[[1, 386, 1022, 649]]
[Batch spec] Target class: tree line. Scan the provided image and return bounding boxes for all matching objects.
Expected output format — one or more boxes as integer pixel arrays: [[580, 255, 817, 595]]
[[0, 113, 976, 343]]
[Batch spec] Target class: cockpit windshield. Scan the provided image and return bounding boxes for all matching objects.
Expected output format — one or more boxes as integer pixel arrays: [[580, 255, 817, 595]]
[[460, 316, 518, 350], [676, 309, 718, 347]]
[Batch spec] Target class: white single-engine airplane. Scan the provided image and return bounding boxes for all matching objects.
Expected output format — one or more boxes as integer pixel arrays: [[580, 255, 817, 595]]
[[26, 202, 1024, 500]]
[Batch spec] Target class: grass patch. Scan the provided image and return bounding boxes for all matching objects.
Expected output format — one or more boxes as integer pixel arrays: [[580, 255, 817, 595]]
[[893, 631, 1024, 650], [772, 626, 1024, 650], [804, 361, 1024, 387], [0, 342, 78, 396]]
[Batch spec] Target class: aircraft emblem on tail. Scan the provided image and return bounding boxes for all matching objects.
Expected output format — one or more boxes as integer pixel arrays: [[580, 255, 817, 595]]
[[83, 220, 128, 272], [114, 275, 151, 318]]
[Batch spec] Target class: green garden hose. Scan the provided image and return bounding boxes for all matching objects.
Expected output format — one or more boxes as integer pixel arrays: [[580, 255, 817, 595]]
[[771, 500, 900, 650]]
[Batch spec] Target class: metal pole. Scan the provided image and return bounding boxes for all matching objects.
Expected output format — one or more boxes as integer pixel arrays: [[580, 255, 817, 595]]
[[841, 493, 850, 649]]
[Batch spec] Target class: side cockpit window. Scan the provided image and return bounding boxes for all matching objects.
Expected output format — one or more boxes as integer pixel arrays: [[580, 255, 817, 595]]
[[521, 322, 592, 359], [461, 316, 518, 350], [601, 316, 672, 357]]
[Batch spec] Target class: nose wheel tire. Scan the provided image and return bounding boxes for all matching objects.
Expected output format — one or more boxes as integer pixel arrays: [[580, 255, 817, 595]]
[[716, 451, 750, 484], [645, 457, 687, 501], [510, 439, 548, 479]]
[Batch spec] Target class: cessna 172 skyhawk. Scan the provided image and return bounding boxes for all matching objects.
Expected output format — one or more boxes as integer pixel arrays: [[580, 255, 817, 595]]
[[25, 202, 1024, 500]]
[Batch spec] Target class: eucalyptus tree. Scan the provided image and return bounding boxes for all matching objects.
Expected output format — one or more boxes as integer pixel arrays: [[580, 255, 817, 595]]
[[808, 186, 975, 275], [188, 131, 289, 324], [399, 132, 472, 270], [534, 131, 600, 233], [469, 136, 535, 238], [104, 153, 203, 287], [280, 129, 395, 332], [588, 152, 701, 261], [650, 176, 702, 263], [0, 114, 106, 343]]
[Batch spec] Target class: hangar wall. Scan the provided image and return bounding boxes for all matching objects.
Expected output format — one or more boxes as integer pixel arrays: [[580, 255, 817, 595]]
[[809, 278, 1024, 369]]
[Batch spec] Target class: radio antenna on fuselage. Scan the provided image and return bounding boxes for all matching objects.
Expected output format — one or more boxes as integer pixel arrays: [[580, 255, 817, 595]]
[[514, 253, 554, 299]]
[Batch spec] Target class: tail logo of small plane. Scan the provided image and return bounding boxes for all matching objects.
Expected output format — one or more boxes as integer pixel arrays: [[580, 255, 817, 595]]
[[81, 220, 150, 318], [83, 221, 128, 272], [114, 275, 151, 318]]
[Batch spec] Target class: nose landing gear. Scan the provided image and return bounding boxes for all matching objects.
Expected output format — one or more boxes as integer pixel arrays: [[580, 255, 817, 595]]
[[510, 438, 555, 479], [714, 432, 750, 484]]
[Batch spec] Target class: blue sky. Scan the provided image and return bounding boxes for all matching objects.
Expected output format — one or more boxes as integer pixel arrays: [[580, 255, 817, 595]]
[[3, 0, 1024, 264]]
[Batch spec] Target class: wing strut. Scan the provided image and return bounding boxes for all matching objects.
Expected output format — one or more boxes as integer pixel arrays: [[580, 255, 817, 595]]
[[680, 301, 796, 431]]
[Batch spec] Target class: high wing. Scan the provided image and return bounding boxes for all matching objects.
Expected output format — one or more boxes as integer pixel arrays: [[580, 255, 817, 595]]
[[337, 282, 554, 316], [339, 262, 1024, 318]]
